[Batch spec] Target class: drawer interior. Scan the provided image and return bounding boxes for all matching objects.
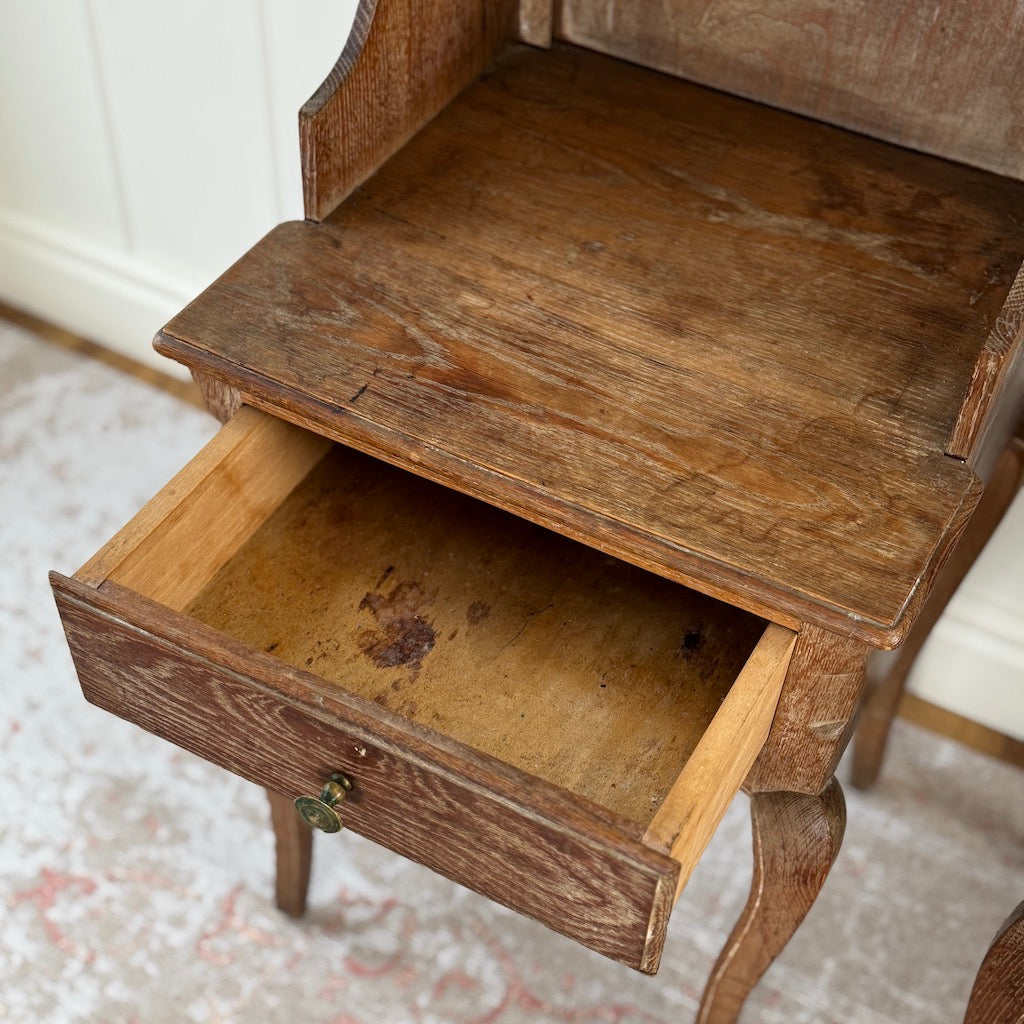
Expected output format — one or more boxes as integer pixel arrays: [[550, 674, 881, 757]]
[[63, 406, 794, 967], [183, 438, 767, 830], [84, 406, 774, 828]]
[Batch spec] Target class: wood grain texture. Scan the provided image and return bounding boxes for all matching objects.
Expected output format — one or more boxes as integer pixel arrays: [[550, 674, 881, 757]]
[[50, 575, 680, 973], [76, 407, 330, 611], [853, 431, 1024, 790], [644, 623, 794, 900], [518, 0, 553, 46], [299, 0, 519, 220], [266, 789, 313, 918], [746, 625, 870, 795], [184, 440, 767, 828], [75, 405, 271, 586], [949, 265, 1024, 465], [157, 45, 1021, 645], [191, 369, 242, 424], [558, 0, 1024, 182], [696, 778, 846, 1024], [965, 900, 1024, 1024]]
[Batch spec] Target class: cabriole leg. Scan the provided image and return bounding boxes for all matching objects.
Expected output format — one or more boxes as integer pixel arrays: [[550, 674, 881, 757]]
[[964, 900, 1024, 1024], [696, 778, 846, 1024]]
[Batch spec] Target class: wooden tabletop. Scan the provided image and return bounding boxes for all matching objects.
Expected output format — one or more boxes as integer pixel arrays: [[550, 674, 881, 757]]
[[158, 45, 1024, 646]]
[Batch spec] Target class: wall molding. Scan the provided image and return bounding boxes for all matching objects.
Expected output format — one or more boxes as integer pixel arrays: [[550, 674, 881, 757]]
[[0, 208, 194, 378]]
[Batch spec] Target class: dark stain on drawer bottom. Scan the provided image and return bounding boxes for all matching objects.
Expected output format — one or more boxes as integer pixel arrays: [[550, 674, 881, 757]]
[[357, 581, 437, 672]]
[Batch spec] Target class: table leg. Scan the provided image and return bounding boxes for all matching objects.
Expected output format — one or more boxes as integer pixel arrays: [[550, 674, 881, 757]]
[[696, 778, 846, 1024], [745, 625, 869, 796], [266, 788, 313, 917], [964, 900, 1024, 1024], [192, 369, 243, 423]]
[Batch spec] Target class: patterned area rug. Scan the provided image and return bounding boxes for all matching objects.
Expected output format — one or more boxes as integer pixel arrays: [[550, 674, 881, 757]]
[[2, 318, 1022, 1024]]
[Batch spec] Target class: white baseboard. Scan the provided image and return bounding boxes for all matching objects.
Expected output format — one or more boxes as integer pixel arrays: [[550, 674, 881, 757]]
[[0, 209, 197, 378], [907, 608, 1024, 742]]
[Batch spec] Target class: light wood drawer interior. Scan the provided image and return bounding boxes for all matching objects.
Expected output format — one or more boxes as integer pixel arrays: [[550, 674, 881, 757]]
[[53, 406, 794, 972]]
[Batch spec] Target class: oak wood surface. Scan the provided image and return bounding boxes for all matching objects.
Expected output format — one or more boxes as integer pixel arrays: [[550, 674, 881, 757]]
[[557, 0, 1024, 182], [192, 370, 242, 424], [76, 407, 330, 612], [697, 778, 846, 1024], [184, 440, 768, 828], [300, 0, 519, 220], [157, 45, 1022, 646], [644, 623, 793, 899], [746, 624, 870, 795], [51, 575, 680, 973], [965, 900, 1024, 1024], [266, 789, 313, 917], [950, 270, 1024, 472]]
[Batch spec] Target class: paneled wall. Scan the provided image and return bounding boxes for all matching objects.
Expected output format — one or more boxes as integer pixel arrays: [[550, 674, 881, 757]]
[[1, 1, 1020, 742], [0, 0, 356, 374], [905, 493, 1024, 741]]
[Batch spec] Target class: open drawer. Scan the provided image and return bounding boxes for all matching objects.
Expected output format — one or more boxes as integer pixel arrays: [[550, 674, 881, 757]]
[[51, 407, 795, 974]]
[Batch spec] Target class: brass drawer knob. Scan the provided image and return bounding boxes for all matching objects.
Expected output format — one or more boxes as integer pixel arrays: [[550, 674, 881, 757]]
[[294, 773, 353, 833]]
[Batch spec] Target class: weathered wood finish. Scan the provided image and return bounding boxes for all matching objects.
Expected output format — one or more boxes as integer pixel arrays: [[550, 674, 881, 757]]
[[746, 625, 870, 796], [518, 0, 553, 47], [949, 267, 1024, 468], [299, 0, 519, 220], [191, 369, 242, 424], [157, 45, 1023, 646], [965, 900, 1024, 1024], [59, 10, 1024, 1014], [853, 431, 1024, 790], [266, 789, 313, 917], [557, 0, 1024, 182], [697, 779, 846, 1024], [51, 577, 680, 973]]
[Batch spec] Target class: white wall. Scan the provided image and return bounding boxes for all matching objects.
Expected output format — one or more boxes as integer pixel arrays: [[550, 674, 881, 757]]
[[0, 0, 356, 376], [0, 1, 1021, 741], [904, 488, 1024, 740]]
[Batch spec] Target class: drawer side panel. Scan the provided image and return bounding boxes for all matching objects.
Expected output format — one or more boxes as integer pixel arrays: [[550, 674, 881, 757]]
[[51, 576, 679, 973]]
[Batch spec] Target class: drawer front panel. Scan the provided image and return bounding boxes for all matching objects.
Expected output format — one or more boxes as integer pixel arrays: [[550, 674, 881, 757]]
[[52, 576, 679, 973]]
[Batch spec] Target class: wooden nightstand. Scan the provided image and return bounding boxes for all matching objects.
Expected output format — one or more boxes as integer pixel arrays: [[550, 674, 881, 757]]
[[51, 3, 1024, 1021]]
